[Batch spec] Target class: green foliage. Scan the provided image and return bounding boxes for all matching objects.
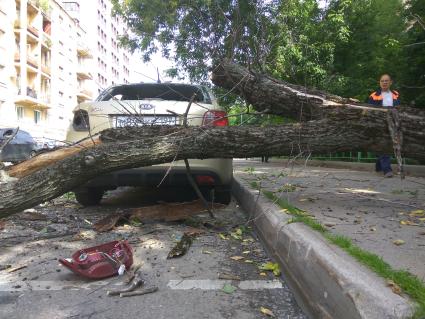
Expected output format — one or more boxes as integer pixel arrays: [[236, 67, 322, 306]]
[[112, 0, 424, 107], [401, 0, 425, 107], [111, 0, 279, 83]]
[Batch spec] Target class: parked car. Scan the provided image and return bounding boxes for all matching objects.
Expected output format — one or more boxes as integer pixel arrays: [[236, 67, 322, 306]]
[[66, 83, 233, 206], [0, 128, 37, 163]]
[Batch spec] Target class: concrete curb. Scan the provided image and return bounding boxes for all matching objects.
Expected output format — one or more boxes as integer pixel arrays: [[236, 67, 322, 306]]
[[232, 176, 415, 319]]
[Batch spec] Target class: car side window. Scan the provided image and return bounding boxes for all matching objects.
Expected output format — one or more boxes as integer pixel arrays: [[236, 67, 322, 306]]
[[3, 130, 14, 137]]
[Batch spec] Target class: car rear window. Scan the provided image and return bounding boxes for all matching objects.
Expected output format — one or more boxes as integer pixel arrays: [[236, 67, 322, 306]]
[[97, 84, 212, 104]]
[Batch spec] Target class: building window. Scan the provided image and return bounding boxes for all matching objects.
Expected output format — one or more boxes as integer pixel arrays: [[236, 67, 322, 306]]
[[16, 106, 24, 120], [34, 110, 41, 124]]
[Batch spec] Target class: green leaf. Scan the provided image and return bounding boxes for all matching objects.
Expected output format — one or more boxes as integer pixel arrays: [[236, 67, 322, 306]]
[[222, 283, 237, 294], [259, 262, 281, 276]]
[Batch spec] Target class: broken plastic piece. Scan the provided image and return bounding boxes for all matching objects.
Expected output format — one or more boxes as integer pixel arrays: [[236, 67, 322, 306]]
[[118, 264, 126, 276], [59, 241, 133, 279]]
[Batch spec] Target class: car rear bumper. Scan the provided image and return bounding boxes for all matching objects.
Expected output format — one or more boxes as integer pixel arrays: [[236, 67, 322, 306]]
[[83, 159, 233, 190]]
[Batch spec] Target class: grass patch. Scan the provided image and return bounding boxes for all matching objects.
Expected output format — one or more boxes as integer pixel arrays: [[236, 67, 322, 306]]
[[250, 181, 260, 190], [258, 188, 425, 318]]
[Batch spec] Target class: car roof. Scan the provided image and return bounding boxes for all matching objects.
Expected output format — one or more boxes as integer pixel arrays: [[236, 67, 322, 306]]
[[0, 128, 31, 136], [96, 82, 211, 103]]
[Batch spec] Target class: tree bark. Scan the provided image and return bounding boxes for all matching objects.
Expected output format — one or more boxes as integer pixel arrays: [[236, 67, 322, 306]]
[[1, 60, 425, 217]]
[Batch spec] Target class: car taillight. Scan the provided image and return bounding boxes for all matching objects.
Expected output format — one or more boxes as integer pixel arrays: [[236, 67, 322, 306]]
[[195, 175, 215, 185], [202, 110, 229, 126], [72, 110, 90, 131]]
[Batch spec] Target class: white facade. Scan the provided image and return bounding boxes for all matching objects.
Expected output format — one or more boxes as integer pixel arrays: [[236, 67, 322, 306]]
[[61, 0, 131, 96], [0, 0, 18, 129], [0, 0, 95, 143]]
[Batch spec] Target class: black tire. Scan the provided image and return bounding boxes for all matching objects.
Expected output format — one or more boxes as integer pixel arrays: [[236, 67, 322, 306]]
[[74, 188, 104, 206]]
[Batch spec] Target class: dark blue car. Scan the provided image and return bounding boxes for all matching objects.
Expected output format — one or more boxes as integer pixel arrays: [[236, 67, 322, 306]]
[[0, 128, 37, 163]]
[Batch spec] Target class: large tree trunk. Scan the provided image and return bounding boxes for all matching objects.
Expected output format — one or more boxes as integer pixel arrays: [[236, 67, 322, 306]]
[[1, 60, 424, 217]]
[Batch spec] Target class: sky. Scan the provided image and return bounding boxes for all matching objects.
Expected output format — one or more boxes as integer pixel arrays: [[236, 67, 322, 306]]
[[130, 52, 176, 84]]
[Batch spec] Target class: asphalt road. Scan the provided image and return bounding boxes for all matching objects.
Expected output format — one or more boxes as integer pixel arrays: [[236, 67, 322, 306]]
[[0, 187, 307, 319]]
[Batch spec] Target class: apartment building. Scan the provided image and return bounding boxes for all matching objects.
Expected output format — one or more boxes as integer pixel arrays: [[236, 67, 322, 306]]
[[61, 0, 131, 96], [0, 0, 132, 143], [0, 0, 95, 142]]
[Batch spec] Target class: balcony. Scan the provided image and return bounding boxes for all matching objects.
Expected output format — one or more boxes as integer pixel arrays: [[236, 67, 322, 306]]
[[41, 33, 51, 48], [26, 55, 38, 69], [41, 64, 51, 76], [15, 87, 50, 109], [77, 66, 92, 80], [77, 88, 93, 103], [77, 41, 93, 58], [27, 25, 39, 38]]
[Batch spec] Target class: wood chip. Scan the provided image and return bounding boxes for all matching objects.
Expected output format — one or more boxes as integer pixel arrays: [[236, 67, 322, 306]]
[[230, 256, 244, 261], [7, 265, 27, 273], [120, 286, 158, 297], [218, 273, 241, 281]]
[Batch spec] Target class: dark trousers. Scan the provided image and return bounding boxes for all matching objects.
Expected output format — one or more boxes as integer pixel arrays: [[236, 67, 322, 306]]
[[376, 155, 392, 174]]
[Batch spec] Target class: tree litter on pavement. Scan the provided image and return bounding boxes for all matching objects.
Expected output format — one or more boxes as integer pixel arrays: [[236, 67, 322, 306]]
[[93, 199, 225, 232]]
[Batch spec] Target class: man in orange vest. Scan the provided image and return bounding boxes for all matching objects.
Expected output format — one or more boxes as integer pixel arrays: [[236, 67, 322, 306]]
[[367, 74, 400, 178]]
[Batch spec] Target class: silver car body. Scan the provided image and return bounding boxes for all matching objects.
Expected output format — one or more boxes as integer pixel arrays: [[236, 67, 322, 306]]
[[66, 83, 233, 204]]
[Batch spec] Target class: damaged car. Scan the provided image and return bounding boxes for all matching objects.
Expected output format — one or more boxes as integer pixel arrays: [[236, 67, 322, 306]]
[[66, 83, 233, 206]]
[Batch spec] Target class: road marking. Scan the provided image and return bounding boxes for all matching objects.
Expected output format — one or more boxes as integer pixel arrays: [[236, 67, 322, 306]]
[[0, 279, 283, 292], [167, 279, 283, 290]]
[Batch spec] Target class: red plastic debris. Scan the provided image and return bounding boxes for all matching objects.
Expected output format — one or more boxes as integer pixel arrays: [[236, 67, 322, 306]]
[[59, 240, 133, 279]]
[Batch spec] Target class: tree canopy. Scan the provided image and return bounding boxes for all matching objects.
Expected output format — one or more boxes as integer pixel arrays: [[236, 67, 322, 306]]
[[112, 0, 424, 107]]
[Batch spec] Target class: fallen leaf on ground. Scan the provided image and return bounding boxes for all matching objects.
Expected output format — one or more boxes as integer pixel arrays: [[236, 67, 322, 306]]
[[409, 210, 425, 216], [93, 212, 126, 232], [259, 262, 281, 276], [222, 283, 237, 294], [244, 260, 254, 263], [242, 250, 251, 255], [259, 272, 267, 276], [167, 233, 194, 259], [230, 256, 244, 261], [370, 227, 377, 231], [72, 230, 96, 241], [393, 239, 405, 246], [230, 232, 242, 240], [387, 280, 402, 295], [260, 307, 275, 317], [202, 250, 212, 255], [185, 227, 205, 237], [400, 220, 419, 226], [218, 233, 228, 240]]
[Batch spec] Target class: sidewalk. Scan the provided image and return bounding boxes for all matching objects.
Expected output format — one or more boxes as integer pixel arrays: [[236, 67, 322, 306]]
[[234, 159, 425, 280], [233, 159, 425, 318]]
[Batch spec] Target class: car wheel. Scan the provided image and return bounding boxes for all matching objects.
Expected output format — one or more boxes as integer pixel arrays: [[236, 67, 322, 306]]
[[74, 187, 105, 206]]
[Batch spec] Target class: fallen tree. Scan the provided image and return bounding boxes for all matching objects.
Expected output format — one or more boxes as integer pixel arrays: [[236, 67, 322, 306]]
[[1, 61, 425, 217]]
